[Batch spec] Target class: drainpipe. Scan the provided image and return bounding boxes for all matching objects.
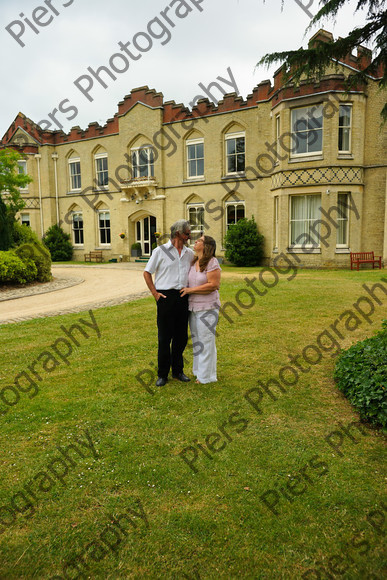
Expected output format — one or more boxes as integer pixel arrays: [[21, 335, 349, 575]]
[[52, 153, 59, 224], [34, 154, 44, 237]]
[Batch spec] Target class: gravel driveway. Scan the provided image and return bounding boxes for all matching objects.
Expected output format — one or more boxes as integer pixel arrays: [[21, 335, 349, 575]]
[[0, 263, 149, 325]]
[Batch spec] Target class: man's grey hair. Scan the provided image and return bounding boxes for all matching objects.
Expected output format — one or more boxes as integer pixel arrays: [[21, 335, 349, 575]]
[[170, 220, 190, 239]]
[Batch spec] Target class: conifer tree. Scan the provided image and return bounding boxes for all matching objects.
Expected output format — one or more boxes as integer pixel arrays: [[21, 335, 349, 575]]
[[258, 1, 386, 119]]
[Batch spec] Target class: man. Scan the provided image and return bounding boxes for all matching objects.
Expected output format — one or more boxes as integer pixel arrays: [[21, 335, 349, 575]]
[[143, 220, 194, 386]]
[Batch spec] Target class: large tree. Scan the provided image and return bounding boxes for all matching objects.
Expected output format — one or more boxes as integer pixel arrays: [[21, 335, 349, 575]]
[[258, 0, 387, 119], [0, 148, 32, 214], [0, 148, 32, 250], [0, 197, 10, 251]]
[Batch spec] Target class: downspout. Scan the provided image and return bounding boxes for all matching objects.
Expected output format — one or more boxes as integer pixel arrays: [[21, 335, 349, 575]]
[[34, 154, 44, 237], [52, 153, 59, 224]]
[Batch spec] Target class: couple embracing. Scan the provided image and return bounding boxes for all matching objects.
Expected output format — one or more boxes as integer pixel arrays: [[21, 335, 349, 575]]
[[143, 220, 221, 386]]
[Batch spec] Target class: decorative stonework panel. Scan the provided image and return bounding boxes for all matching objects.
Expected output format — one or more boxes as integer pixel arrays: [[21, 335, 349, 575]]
[[271, 167, 363, 190], [24, 198, 40, 209]]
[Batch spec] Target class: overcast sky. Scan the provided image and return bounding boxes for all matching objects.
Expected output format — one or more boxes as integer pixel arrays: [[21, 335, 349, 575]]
[[0, 0, 371, 137]]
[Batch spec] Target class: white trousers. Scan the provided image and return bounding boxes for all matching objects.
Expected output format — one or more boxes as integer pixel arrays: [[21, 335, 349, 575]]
[[189, 309, 219, 383]]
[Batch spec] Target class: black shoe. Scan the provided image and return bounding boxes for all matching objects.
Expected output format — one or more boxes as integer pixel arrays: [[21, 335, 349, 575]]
[[172, 373, 190, 382], [156, 377, 168, 386]]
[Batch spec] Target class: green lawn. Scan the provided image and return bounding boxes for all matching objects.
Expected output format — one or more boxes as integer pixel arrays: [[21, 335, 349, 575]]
[[0, 268, 386, 579]]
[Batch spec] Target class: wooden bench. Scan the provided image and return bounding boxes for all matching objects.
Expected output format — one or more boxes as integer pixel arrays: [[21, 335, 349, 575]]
[[350, 252, 382, 270], [84, 250, 103, 263]]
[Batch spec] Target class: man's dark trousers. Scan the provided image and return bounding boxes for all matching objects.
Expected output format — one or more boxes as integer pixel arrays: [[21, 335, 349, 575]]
[[156, 289, 189, 378]]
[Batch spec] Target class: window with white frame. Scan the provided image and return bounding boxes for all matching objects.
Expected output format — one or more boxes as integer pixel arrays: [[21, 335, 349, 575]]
[[98, 210, 111, 245], [291, 105, 323, 156], [225, 132, 245, 174], [338, 105, 352, 153], [274, 196, 279, 249], [290, 194, 321, 246], [275, 114, 280, 159], [68, 157, 81, 190], [226, 201, 245, 229], [187, 204, 205, 237], [95, 154, 109, 188], [72, 212, 84, 245], [187, 139, 204, 178], [336, 193, 349, 247], [21, 213, 30, 227], [18, 160, 28, 191], [18, 160, 27, 175], [131, 147, 154, 178]]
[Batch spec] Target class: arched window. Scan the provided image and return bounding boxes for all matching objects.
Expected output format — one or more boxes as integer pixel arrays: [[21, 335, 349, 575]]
[[72, 212, 84, 245], [131, 147, 155, 178], [222, 123, 246, 176], [68, 152, 81, 191], [188, 204, 204, 237], [18, 160, 29, 192], [186, 138, 204, 179], [225, 131, 245, 175], [94, 152, 109, 188], [186, 194, 205, 239], [98, 209, 111, 245], [21, 213, 30, 227], [225, 198, 245, 230]]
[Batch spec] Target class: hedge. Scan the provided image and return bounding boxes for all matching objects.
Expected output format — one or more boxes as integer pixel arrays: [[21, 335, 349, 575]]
[[334, 320, 387, 429]]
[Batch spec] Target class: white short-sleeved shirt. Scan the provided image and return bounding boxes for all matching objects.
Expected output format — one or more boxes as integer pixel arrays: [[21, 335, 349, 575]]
[[144, 240, 194, 290]]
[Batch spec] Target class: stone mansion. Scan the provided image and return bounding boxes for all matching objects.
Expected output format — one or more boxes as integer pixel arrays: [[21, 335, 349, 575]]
[[1, 30, 386, 267]]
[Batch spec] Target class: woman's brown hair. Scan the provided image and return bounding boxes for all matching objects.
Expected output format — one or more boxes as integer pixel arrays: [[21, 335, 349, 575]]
[[192, 235, 216, 272]]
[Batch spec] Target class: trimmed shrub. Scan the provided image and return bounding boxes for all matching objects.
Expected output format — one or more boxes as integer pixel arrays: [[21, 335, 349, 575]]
[[15, 242, 51, 283], [0, 251, 37, 284], [6, 222, 52, 283], [334, 320, 387, 429], [224, 216, 264, 266], [12, 221, 40, 246], [43, 224, 73, 261]]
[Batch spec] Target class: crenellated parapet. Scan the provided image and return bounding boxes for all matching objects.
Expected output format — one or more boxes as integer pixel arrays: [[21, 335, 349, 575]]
[[1, 29, 383, 150], [117, 86, 164, 116]]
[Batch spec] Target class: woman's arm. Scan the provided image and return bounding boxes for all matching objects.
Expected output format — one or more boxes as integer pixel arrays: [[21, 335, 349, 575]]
[[180, 269, 221, 296]]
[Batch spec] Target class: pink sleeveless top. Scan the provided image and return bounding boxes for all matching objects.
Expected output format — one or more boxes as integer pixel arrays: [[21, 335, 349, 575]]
[[188, 257, 221, 312]]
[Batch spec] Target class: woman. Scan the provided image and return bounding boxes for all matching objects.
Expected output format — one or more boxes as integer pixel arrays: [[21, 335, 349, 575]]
[[180, 235, 221, 383]]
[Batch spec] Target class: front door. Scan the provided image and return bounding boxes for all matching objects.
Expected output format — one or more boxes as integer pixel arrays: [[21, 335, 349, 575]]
[[136, 216, 156, 256]]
